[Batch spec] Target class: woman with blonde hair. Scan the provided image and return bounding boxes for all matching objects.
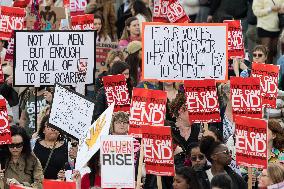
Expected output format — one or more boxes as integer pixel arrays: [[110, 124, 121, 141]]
[[109, 111, 129, 135], [258, 163, 284, 188]]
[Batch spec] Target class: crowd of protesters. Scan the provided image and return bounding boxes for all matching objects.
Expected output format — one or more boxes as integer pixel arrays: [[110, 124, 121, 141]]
[[0, 0, 284, 189]]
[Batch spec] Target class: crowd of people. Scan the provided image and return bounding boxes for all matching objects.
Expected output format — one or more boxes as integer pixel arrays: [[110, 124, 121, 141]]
[[0, 0, 284, 189]]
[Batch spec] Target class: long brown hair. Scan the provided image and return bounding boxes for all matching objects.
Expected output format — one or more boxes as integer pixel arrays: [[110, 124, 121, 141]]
[[94, 14, 108, 42], [120, 17, 139, 40], [268, 119, 284, 150]]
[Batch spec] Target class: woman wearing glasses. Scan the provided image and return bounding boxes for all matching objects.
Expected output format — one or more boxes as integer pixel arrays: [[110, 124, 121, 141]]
[[0, 125, 44, 189], [200, 136, 247, 189]]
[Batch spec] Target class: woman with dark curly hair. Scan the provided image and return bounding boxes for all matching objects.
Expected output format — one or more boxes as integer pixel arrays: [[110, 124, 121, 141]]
[[173, 167, 203, 189], [267, 119, 284, 164], [0, 125, 43, 189]]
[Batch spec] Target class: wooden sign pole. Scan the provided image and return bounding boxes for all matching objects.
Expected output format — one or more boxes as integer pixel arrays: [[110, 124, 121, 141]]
[[136, 140, 144, 189]]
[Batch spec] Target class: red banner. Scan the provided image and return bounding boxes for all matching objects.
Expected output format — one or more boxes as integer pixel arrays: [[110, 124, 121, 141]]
[[251, 63, 279, 108], [184, 80, 221, 123], [43, 179, 76, 189], [223, 20, 244, 59], [10, 185, 26, 189], [70, 0, 87, 16], [0, 99, 11, 145], [235, 115, 267, 169], [129, 88, 167, 138], [142, 125, 174, 176], [153, 0, 169, 22], [4, 32, 14, 62], [71, 14, 94, 30], [230, 77, 262, 119], [103, 74, 130, 113], [0, 6, 25, 40]]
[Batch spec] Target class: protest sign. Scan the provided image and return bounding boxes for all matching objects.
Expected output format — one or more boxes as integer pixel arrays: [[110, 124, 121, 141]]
[[70, 0, 87, 16], [230, 77, 262, 119], [39, 6, 66, 30], [142, 125, 174, 176], [49, 83, 95, 140], [251, 63, 279, 108], [0, 64, 4, 84], [0, 98, 11, 145], [184, 79, 220, 123], [4, 34, 14, 62], [14, 30, 96, 86], [223, 20, 244, 59], [103, 74, 130, 113], [142, 23, 228, 81], [0, 6, 25, 40], [71, 14, 94, 30], [153, 0, 169, 22], [43, 179, 76, 189], [129, 88, 167, 138], [13, 0, 29, 8], [235, 115, 267, 169], [0, 0, 13, 6], [75, 102, 115, 170], [167, 0, 190, 23], [10, 185, 26, 189], [96, 42, 118, 77], [101, 135, 135, 188]]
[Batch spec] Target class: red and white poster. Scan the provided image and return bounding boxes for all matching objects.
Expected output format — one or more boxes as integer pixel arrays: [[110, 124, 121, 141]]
[[129, 88, 167, 138], [71, 14, 94, 30], [0, 98, 11, 145], [153, 0, 169, 22], [0, 63, 4, 84], [142, 125, 174, 176], [230, 77, 262, 119], [223, 20, 244, 59], [4, 32, 14, 62], [0, 6, 25, 40], [251, 63, 279, 108], [184, 80, 220, 123], [43, 179, 76, 189], [235, 115, 267, 169], [103, 74, 130, 113], [70, 0, 87, 16]]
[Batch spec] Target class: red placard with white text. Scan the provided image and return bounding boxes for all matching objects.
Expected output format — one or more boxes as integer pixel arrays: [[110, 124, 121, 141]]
[[70, 0, 87, 16], [223, 20, 244, 59], [184, 80, 221, 123], [0, 99, 11, 145], [71, 14, 94, 30], [129, 88, 167, 138], [103, 74, 130, 113], [235, 115, 267, 169], [0, 63, 5, 84], [0, 6, 25, 40], [4, 32, 14, 62], [230, 77, 262, 119], [142, 125, 174, 176], [43, 179, 76, 189], [251, 63, 279, 108]]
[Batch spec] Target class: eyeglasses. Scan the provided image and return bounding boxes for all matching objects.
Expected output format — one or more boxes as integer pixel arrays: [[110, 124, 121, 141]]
[[253, 53, 264, 58], [71, 142, 78, 147], [190, 154, 205, 161], [214, 149, 230, 155], [8, 142, 24, 149], [114, 121, 128, 125]]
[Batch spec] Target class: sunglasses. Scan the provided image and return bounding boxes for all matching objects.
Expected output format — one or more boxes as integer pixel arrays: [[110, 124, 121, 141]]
[[71, 142, 78, 147], [215, 149, 230, 155], [8, 142, 24, 149], [253, 53, 264, 58], [190, 154, 205, 161]]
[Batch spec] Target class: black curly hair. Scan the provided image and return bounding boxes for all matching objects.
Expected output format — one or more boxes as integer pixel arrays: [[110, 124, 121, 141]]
[[175, 167, 204, 189], [200, 136, 222, 162]]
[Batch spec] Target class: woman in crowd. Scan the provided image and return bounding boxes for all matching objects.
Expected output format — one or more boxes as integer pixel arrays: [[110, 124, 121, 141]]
[[131, 0, 152, 32], [200, 136, 247, 189], [163, 82, 179, 103], [173, 167, 203, 189], [211, 173, 233, 189], [94, 61, 133, 120], [0, 126, 43, 189], [119, 17, 141, 48], [94, 14, 112, 43], [126, 40, 142, 87], [267, 119, 284, 163], [33, 115, 68, 179], [109, 111, 129, 135], [253, 0, 284, 64], [258, 163, 284, 188]]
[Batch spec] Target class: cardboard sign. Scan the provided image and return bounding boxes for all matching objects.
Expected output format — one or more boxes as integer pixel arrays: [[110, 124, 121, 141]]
[[49, 84, 95, 140], [153, 0, 169, 22], [39, 6, 66, 30], [101, 135, 135, 188], [143, 23, 228, 81], [0, 6, 25, 40], [184, 80, 220, 123], [223, 20, 244, 59], [43, 179, 76, 189], [230, 77, 262, 119], [251, 63, 279, 108], [103, 74, 130, 113], [96, 42, 118, 77], [235, 116, 267, 169], [167, 0, 190, 23], [75, 102, 114, 170], [70, 0, 87, 16], [71, 14, 94, 30], [129, 88, 167, 138], [14, 31, 96, 86], [142, 125, 174, 176], [0, 98, 11, 145]]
